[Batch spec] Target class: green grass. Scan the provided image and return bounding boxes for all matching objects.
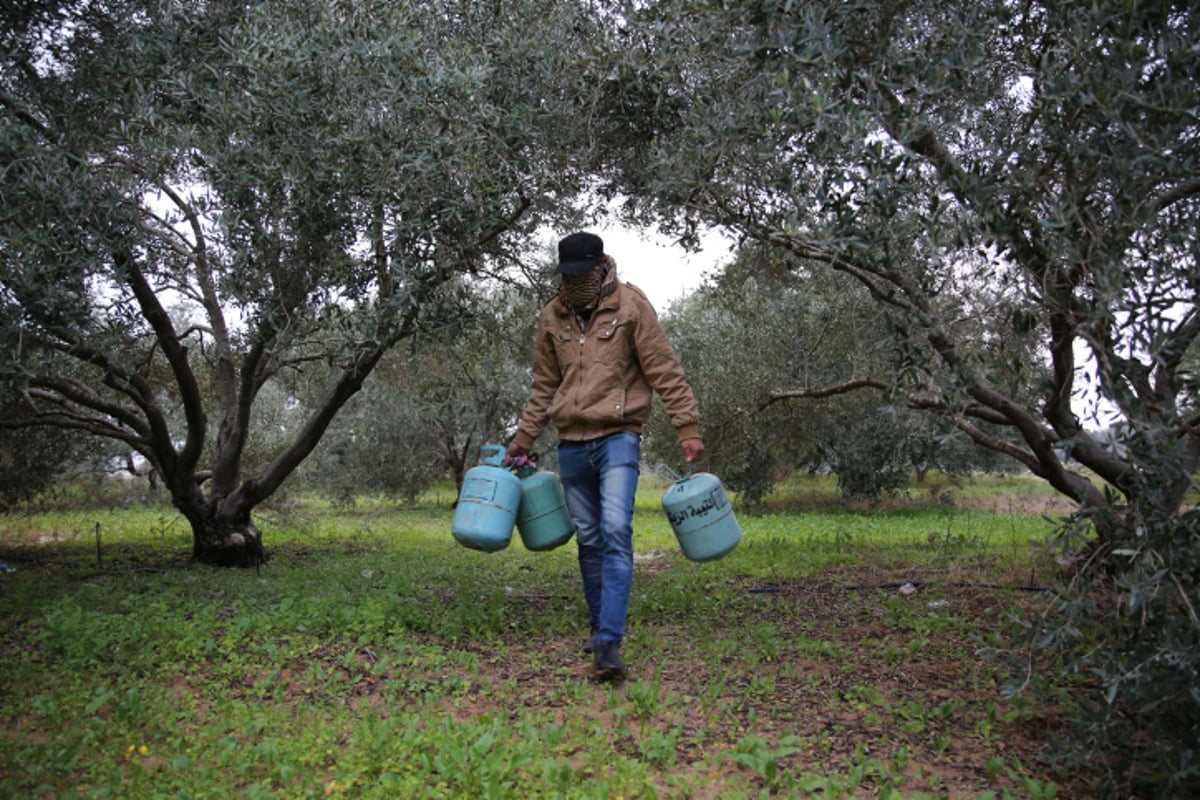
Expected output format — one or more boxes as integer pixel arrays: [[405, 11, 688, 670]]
[[0, 476, 1071, 798]]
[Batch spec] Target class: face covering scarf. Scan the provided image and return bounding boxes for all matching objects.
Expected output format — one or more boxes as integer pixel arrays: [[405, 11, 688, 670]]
[[560, 256, 617, 314]]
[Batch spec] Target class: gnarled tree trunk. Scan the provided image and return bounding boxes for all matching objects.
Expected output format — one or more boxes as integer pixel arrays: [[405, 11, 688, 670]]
[[190, 513, 266, 568]]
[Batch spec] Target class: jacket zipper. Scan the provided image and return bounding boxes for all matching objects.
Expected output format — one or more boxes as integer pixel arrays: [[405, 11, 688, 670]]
[[573, 313, 587, 423]]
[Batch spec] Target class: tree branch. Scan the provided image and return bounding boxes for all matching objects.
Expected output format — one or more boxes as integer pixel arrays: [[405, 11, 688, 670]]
[[25, 379, 150, 439], [221, 266, 452, 515], [116, 249, 207, 480], [1153, 178, 1200, 213], [760, 379, 887, 409], [13, 389, 155, 464], [0, 88, 53, 143]]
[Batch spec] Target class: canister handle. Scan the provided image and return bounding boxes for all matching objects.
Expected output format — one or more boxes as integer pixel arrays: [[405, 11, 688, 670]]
[[510, 453, 536, 478], [655, 464, 692, 484], [480, 444, 506, 466]]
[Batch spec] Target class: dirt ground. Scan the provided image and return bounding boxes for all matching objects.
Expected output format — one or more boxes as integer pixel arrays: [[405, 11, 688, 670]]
[[394, 566, 1082, 798]]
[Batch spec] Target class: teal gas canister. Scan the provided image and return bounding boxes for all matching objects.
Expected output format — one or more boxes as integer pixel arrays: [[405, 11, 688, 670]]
[[514, 460, 575, 551], [451, 445, 521, 552], [658, 466, 742, 562]]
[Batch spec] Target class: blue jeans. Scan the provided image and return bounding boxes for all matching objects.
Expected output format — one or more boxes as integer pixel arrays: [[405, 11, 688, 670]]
[[557, 431, 641, 646]]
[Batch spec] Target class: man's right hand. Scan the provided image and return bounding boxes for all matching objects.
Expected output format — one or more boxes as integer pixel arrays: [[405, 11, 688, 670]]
[[503, 442, 529, 466]]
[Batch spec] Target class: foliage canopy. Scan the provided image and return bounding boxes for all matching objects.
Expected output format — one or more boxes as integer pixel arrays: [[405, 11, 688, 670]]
[[591, 1, 1200, 791], [0, 0, 599, 563]]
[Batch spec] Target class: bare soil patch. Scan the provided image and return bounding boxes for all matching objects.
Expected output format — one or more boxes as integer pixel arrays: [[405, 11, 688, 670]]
[[339, 566, 1080, 797]]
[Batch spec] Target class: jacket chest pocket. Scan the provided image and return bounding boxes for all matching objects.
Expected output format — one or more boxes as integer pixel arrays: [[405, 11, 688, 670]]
[[553, 326, 580, 363], [591, 317, 628, 364]]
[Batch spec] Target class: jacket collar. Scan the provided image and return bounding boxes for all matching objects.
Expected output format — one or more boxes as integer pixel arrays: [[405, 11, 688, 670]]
[[552, 282, 623, 318]]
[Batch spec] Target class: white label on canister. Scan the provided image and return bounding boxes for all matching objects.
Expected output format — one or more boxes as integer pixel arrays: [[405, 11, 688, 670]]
[[461, 479, 497, 503]]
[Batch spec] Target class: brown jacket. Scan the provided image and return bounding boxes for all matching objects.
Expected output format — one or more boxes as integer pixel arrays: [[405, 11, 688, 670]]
[[512, 283, 700, 449]]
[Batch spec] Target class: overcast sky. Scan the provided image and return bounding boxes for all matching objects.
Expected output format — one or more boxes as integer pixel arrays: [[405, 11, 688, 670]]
[[592, 225, 733, 311]]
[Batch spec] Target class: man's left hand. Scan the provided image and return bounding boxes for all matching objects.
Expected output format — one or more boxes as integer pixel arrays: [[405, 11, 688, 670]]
[[681, 438, 705, 463]]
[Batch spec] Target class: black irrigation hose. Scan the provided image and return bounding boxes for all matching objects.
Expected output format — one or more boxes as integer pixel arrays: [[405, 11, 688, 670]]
[[746, 581, 1051, 593], [0, 556, 1052, 593], [845, 581, 1051, 592], [0, 553, 171, 574]]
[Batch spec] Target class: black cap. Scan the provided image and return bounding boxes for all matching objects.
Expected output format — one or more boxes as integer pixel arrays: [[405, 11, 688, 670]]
[[555, 232, 605, 275]]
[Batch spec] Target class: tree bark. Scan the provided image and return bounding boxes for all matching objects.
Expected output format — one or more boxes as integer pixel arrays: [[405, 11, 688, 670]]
[[187, 505, 267, 568]]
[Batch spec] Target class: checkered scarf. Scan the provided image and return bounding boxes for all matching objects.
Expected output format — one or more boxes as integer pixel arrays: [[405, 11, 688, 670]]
[[560, 255, 617, 313]]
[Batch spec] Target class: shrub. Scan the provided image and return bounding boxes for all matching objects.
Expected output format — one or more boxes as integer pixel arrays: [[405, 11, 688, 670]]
[[1017, 507, 1200, 798]]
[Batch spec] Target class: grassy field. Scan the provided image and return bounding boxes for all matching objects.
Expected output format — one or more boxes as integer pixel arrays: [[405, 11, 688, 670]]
[[0, 474, 1078, 798]]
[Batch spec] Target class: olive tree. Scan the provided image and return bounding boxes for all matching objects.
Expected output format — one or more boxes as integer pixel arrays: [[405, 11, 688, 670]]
[[299, 281, 540, 502], [0, 401, 96, 509], [0, 0, 599, 565], [600, 0, 1200, 537], [592, 1, 1199, 789], [598, 0, 1200, 539], [646, 241, 1012, 502]]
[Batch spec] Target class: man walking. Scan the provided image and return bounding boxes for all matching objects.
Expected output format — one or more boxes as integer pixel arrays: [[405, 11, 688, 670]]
[[506, 232, 704, 680]]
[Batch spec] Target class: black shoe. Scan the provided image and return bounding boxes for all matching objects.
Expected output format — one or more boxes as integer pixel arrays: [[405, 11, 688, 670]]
[[583, 632, 596, 655], [592, 640, 625, 681]]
